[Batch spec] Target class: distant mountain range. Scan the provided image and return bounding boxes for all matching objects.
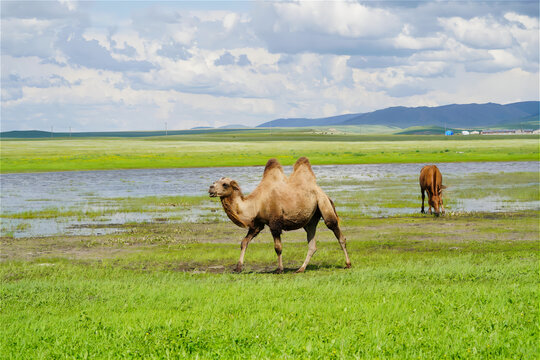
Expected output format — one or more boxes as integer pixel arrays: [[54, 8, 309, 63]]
[[257, 101, 539, 128], [2, 101, 538, 139]]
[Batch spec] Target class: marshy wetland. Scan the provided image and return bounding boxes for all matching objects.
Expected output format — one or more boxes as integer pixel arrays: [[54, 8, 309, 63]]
[[1, 136, 539, 359], [1, 161, 537, 238]]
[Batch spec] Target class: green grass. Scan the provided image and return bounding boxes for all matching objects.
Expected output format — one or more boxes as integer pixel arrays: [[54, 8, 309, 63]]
[[1, 134, 538, 173], [1, 212, 539, 359], [1, 143, 538, 358]]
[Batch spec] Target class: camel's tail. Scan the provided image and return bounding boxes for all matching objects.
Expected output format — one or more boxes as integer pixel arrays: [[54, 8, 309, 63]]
[[328, 197, 340, 224]]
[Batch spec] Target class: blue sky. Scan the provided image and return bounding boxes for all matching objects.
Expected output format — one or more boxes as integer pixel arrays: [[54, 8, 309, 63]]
[[1, 0, 538, 131]]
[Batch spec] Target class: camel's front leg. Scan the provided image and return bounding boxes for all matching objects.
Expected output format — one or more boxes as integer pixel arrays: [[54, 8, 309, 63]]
[[274, 237, 283, 273], [421, 189, 425, 213], [236, 226, 262, 272]]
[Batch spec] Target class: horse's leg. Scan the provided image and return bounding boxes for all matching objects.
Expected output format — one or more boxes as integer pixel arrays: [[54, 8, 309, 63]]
[[318, 194, 351, 269], [297, 214, 320, 273], [426, 190, 432, 214], [236, 226, 262, 272], [421, 188, 426, 214], [440, 197, 445, 215]]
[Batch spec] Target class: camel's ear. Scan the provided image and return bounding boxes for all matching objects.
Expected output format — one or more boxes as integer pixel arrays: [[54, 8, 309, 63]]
[[230, 180, 240, 191], [440, 185, 447, 190]]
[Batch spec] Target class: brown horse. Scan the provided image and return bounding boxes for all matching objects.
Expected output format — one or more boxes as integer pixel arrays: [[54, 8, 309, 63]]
[[209, 157, 351, 273], [420, 165, 446, 216]]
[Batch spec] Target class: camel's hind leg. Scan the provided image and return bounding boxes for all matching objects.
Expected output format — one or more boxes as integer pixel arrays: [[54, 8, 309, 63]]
[[269, 226, 284, 274], [318, 195, 351, 268], [236, 226, 262, 272], [297, 213, 320, 273]]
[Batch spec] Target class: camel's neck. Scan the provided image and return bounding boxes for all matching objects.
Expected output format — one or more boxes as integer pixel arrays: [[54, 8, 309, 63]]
[[220, 191, 253, 228]]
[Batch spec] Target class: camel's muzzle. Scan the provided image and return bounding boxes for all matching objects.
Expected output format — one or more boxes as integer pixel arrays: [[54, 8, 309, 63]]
[[208, 185, 217, 197]]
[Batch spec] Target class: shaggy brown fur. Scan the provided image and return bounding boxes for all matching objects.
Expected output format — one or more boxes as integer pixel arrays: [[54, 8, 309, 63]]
[[419, 165, 446, 216], [209, 157, 351, 273]]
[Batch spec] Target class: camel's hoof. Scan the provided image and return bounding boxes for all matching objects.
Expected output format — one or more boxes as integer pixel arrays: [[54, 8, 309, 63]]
[[295, 267, 305, 273], [345, 263, 351, 269], [274, 268, 284, 274], [420, 210, 425, 214], [234, 264, 243, 273]]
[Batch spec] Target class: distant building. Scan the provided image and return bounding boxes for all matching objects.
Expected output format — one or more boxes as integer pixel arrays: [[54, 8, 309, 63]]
[[445, 130, 454, 136], [462, 130, 470, 135], [481, 129, 535, 135], [470, 130, 480, 135]]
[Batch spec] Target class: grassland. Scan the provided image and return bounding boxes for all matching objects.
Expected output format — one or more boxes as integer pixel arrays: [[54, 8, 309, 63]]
[[1, 211, 538, 359], [1, 132, 538, 173], [1, 133, 538, 358], [2, 171, 539, 358]]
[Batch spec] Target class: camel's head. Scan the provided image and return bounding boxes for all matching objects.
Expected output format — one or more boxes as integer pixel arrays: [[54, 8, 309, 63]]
[[209, 177, 240, 198]]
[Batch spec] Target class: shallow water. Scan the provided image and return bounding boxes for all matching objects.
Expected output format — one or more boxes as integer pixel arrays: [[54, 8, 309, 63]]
[[1, 161, 538, 237]]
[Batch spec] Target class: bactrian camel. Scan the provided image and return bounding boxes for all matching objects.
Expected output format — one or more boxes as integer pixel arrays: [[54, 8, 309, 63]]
[[208, 157, 351, 273]]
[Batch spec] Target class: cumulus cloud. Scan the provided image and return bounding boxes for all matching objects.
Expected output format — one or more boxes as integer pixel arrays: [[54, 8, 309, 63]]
[[439, 16, 514, 49], [1, 0, 538, 131], [1, 0, 79, 20], [270, 1, 401, 38], [214, 51, 251, 67], [56, 28, 155, 72], [157, 42, 192, 60], [253, 1, 404, 55], [214, 51, 236, 66]]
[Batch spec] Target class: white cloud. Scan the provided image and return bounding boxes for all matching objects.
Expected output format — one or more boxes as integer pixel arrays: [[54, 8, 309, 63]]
[[438, 16, 514, 49], [223, 13, 238, 32], [393, 25, 446, 50], [504, 12, 538, 29], [58, 0, 77, 12], [1, 1, 538, 131], [272, 1, 400, 38]]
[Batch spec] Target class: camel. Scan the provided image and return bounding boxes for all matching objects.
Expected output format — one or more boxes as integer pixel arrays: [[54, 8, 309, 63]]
[[208, 157, 351, 273], [419, 165, 446, 216]]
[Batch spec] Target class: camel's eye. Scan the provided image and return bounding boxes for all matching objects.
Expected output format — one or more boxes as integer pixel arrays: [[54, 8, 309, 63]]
[[223, 183, 229, 188]]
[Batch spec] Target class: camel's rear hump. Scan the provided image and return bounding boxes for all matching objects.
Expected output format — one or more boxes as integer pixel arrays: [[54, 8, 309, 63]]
[[291, 156, 316, 181], [293, 156, 311, 171]]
